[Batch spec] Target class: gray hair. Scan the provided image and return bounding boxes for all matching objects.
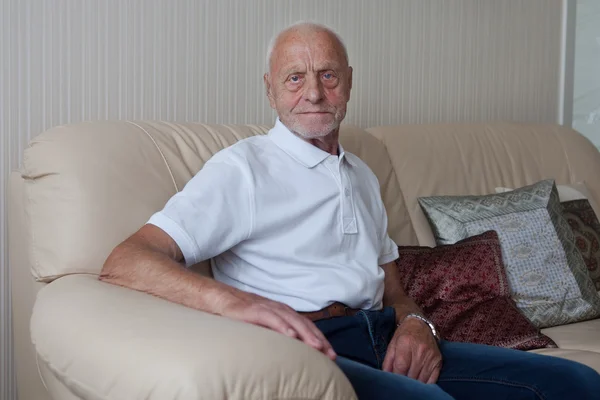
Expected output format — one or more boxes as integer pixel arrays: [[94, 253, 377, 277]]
[[265, 21, 349, 73]]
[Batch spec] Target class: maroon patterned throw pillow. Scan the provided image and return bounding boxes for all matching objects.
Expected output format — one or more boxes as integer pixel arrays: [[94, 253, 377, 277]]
[[396, 231, 557, 351], [562, 199, 600, 291]]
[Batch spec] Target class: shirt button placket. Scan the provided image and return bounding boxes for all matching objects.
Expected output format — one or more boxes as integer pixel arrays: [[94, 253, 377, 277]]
[[327, 156, 341, 182], [341, 166, 357, 234]]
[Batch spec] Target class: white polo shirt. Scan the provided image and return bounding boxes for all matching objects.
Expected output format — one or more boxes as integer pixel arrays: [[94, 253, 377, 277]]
[[147, 119, 399, 312]]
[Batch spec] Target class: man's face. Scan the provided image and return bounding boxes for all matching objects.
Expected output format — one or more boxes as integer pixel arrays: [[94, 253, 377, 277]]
[[264, 30, 353, 139]]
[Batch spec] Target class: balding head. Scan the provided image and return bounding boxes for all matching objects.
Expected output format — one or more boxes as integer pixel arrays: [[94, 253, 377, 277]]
[[266, 22, 348, 73], [264, 22, 353, 139]]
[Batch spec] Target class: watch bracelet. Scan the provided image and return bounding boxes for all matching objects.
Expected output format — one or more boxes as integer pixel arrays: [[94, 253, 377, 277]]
[[397, 313, 441, 342]]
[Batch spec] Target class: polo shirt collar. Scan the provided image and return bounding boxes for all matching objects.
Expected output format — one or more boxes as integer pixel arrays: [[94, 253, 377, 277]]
[[268, 118, 355, 168]]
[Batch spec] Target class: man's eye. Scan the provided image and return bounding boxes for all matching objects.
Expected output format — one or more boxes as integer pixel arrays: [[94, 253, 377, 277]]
[[323, 73, 333, 79], [290, 75, 300, 82]]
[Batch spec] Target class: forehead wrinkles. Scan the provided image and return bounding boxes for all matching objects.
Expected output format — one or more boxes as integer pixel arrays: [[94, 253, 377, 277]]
[[299, 35, 314, 70], [276, 39, 313, 73], [276, 43, 344, 78], [272, 29, 345, 75]]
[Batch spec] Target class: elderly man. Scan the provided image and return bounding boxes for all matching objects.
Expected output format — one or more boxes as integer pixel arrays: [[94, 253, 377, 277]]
[[100, 22, 600, 399]]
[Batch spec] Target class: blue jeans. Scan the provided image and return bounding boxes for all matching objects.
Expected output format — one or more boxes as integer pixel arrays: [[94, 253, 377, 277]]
[[315, 307, 600, 399]]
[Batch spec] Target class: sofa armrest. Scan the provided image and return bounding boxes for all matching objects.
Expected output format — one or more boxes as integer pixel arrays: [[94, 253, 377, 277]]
[[31, 275, 356, 400]]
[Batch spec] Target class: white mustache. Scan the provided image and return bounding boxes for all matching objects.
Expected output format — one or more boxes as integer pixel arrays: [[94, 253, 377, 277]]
[[296, 110, 334, 114]]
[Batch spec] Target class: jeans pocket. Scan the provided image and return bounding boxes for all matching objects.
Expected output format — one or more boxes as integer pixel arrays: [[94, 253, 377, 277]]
[[376, 334, 389, 368], [376, 308, 397, 368]]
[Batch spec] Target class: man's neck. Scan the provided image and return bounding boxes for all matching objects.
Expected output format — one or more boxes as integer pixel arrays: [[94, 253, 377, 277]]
[[301, 128, 340, 156]]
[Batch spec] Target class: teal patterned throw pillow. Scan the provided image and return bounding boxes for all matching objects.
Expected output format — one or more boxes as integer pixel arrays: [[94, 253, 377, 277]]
[[418, 179, 600, 328]]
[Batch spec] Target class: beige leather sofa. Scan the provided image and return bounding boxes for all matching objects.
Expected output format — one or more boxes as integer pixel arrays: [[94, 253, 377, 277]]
[[9, 121, 600, 400]]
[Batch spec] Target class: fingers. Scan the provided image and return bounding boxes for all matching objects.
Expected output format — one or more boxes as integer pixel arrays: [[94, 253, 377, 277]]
[[249, 303, 335, 360], [275, 308, 321, 346], [239, 299, 337, 360], [416, 365, 430, 383], [407, 345, 442, 383], [303, 318, 338, 360], [408, 345, 428, 381], [252, 308, 299, 339], [407, 358, 422, 381], [390, 318, 443, 383], [426, 363, 441, 384], [382, 347, 395, 372], [272, 308, 337, 360], [392, 347, 411, 376], [427, 358, 442, 383], [386, 335, 441, 384]]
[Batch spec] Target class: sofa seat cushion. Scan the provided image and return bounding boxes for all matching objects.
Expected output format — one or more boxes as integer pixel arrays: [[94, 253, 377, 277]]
[[541, 319, 600, 354]]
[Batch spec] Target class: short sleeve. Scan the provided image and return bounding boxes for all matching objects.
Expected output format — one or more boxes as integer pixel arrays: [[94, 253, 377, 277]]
[[375, 182, 399, 265], [147, 159, 253, 267], [379, 234, 399, 265]]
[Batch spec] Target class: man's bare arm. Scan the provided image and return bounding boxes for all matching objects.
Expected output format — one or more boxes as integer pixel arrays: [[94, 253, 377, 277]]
[[381, 261, 424, 324], [100, 224, 234, 313], [99, 224, 336, 360]]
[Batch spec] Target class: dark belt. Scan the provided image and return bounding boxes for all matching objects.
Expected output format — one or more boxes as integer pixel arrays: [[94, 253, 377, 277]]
[[300, 302, 362, 322]]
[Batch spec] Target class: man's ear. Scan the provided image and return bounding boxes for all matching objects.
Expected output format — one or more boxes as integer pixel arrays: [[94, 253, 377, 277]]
[[347, 66, 353, 98], [264, 73, 276, 109]]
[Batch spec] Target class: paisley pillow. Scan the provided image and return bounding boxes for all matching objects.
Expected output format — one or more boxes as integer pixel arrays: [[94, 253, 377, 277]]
[[397, 231, 557, 350]]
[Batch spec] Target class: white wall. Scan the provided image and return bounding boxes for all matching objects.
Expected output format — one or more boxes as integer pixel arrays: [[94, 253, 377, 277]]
[[0, 1, 564, 398], [573, 0, 600, 148]]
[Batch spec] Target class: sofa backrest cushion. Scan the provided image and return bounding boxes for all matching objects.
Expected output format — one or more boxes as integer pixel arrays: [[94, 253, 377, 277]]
[[22, 121, 411, 281], [367, 123, 600, 247]]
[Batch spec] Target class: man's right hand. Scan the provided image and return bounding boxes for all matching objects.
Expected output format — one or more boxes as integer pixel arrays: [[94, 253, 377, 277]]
[[218, 290, 337, 361]]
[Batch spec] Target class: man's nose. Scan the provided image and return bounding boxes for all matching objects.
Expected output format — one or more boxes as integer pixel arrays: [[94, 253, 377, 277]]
[[304, 75, 324, 104]]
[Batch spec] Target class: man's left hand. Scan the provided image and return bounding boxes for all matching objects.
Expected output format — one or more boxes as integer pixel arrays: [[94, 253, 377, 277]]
[[382, 317, 442, 383]]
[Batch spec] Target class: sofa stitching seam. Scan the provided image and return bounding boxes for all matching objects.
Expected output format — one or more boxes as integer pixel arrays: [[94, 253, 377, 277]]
[[34, 350, 108, 400], [126, 121, 179, 192], [550, 126, 575, 183], [21, 159, 45, 281]]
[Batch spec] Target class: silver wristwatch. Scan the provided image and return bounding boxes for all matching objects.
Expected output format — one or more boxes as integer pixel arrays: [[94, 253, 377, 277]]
[[398, 313, 441, 342]]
